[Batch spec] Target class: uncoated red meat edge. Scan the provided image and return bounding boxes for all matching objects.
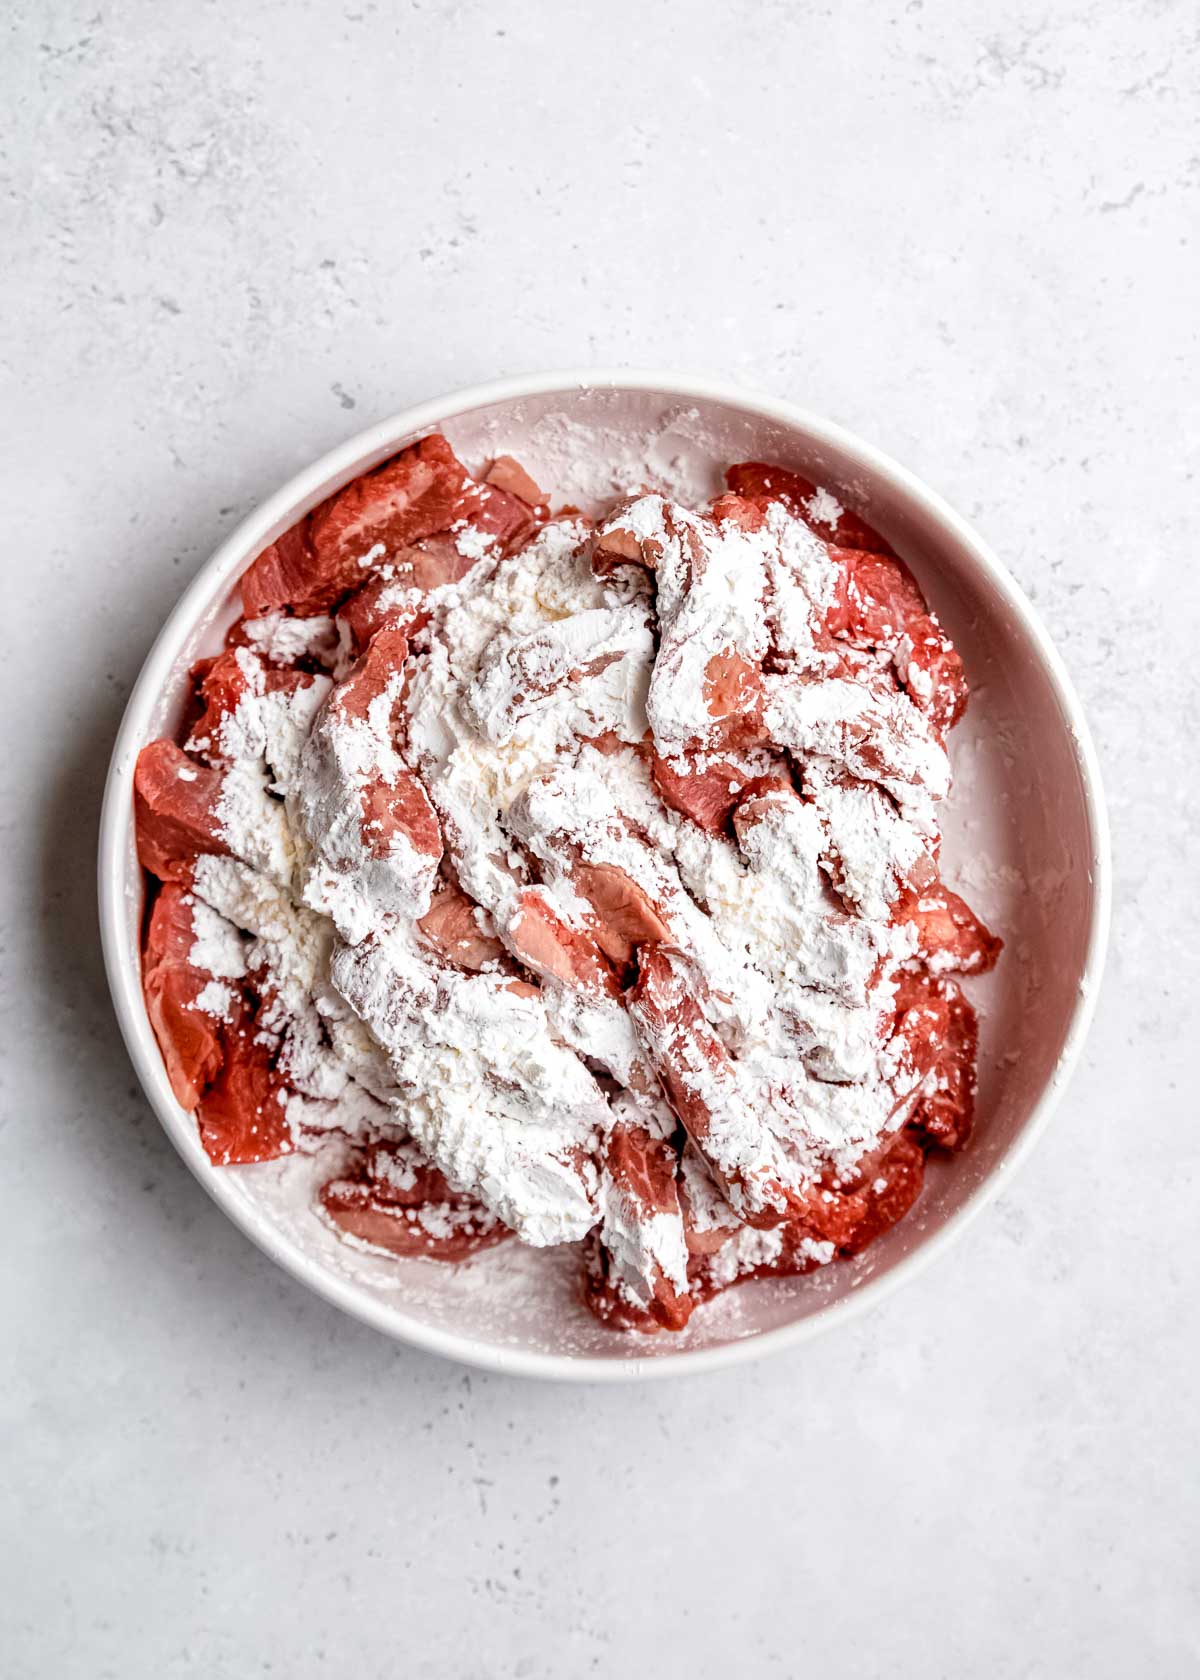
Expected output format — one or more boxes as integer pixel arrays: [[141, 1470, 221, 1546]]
[[320, 1141, 511, 1261], [725, 459, 897, 557], [142, 883, 230, 1109], [240, 435, 536, 619], [134, 740, 231, 883], [197, 1018, 294, 1168], [417, 876, 505, 971], [509, 887, 619, 995], [190, 649, 314, 745], [319, 1189, 508, 1260], [358, 763, 442, 864], [895, 882, 1004, 974]]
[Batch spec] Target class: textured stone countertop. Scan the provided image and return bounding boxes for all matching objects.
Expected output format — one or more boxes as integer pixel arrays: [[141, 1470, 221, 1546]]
[[3, 2, 1197, 1675]]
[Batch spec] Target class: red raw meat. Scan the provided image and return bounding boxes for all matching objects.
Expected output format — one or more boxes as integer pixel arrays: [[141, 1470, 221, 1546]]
[[899, 972, 979, 1150], [187, 648, 316, 755], [130, 435, 997, 1335], [320, 1139, 509, 1260], [674, 1128, 925, 1311], [708, 491, 767, 533], [888, 969, 955, 1093], [581, 1234, 658, 1332], [470, 482, 539, 548], [570, 863, 671, 968], [364, 1138, 462, 1206], [318, 1189, 508, 1259], [485, 455, 545, 506], [592, 514, 658, 575], [652, 751, 791, 834], [240, 522, 315, 619], [675, 1223, 832, 1322], [333, 624, 412, 725], [630, 946, 800, 1228], [417, 876, 504, 971], [894, 882, 1002, 974], [359, 771, 441, 863], [336, 576, 418, 656], [837, 1132, 927, 1256], [302, 624, 442, 897], [337, 527, 510, 654], [508, 888, 620, 996], [240, 435, 532, 618], [584, 1123, 692, 1333], [726, 461, 895, 556], [768, 1127, 927, 1260], [650, 749, 745, 833], [826, 549, 926, 638], [142, 884, 237, 1109], [197, 1018, 293, 1166], [134, 740, 231, 882], [702, 649, 767, 750], [335, 537, 482, 655], [826, 549, 967, 731]]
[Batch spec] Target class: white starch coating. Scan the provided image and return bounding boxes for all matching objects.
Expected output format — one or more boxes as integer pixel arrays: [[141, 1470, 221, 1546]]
[[135, 438, 998, 1333]]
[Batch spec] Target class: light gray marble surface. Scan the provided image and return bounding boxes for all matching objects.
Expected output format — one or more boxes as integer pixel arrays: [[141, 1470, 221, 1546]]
[[3, 2, 1198, 1675]]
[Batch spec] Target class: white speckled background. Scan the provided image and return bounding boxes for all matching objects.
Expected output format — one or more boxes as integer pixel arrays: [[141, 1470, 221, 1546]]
[[3, 3, 1197, 1675]]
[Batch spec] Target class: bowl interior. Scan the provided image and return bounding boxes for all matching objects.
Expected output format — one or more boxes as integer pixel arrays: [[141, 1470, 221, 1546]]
[[108, 380, 1105, 1372]]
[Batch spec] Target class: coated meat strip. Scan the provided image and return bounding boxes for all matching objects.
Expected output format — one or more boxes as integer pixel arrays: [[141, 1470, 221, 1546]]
[[802, 761, 936, 922], [761, 669, 951, 832], [241, 434, 535, 618], [587, 1096, 692, 1331], [506, 885, 651, 1089], [136, 645, 330, 888], [142, 882, 246, 1107], [725, 460, 897, 558], [730, 781, 889, 1007], [506, 762, 732, 994], [187, 853, 399, 1147], [825, 549, 967, 732], [463, 605, 653, 749], [893, 882, 1003, 975], [595, 493, 769, 761], [293, 627, 443, 943], [649, 742, 789, 835], [330, 936, 608, 1245], [728, 461, 966, 726], [321, 1137, 510, 1260], [417, 869, 506, 972], [628, 946, 802, 1227]]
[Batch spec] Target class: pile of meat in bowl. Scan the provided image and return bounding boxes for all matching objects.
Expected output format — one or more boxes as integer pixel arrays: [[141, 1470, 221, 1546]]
[[134, 433, 1000, 1334]]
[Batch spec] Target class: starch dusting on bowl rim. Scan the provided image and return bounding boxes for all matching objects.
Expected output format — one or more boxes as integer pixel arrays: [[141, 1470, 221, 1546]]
[[98, 372, 1111, 1380]]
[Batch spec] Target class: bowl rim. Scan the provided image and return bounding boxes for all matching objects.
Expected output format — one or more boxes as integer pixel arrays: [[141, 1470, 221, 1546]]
[[97, 368, 1112, 1382]]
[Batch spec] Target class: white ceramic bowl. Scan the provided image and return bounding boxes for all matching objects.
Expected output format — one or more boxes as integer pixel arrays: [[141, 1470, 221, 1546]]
[[98, 371, 1110, 1381]]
